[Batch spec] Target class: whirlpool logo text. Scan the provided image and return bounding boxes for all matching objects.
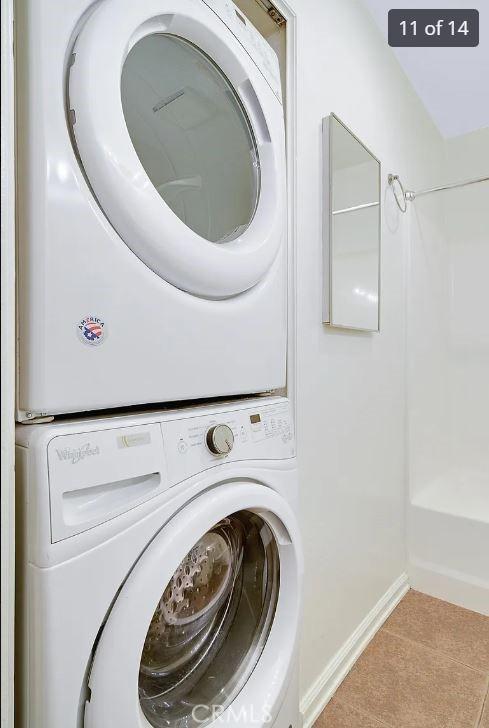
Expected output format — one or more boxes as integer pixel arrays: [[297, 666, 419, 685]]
[[55, 442, 100, 465]]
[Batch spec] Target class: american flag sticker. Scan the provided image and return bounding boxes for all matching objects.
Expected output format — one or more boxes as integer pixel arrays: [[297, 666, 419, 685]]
[[77, 316, 106, 346]]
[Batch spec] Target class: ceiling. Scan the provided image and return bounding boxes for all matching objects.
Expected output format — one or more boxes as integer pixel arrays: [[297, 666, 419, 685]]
[[362, 0, 489, 138]]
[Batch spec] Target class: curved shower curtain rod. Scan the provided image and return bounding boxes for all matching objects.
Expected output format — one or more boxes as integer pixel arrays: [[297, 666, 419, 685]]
[[387, 173, 489, 213]]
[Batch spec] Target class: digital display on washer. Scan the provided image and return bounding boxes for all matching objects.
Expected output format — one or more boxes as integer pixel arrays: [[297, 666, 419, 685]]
[[250, 414, 261, 424]]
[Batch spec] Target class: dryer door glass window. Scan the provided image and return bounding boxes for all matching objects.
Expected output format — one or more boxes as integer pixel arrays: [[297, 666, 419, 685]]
[[138, 510, 279, 728], [121, 34, 260, 244]]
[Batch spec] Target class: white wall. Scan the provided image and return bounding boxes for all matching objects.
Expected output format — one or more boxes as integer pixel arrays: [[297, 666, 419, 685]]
[[286, 0, 446, 711]]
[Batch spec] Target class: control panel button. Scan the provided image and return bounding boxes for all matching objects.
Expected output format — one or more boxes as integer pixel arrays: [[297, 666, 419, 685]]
[[177, 438, 188, 454], [206, 424, 234, 456]]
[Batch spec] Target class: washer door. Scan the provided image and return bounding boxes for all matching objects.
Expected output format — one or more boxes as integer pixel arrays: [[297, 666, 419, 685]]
[[68, 0, 285, 298], [84, 483, 301, 728]]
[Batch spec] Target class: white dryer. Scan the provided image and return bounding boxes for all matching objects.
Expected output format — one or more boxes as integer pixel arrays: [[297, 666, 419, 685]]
[[16, 0, 287, 421], [16, 398, 302, 728]]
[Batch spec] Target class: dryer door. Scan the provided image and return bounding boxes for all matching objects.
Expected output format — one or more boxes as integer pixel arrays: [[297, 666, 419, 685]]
[[84, 483, 301, 728], [68, 0, 285, 299]]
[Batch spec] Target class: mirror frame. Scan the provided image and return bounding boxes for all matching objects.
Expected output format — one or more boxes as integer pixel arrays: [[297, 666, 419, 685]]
[[322, 113, 381, 332]]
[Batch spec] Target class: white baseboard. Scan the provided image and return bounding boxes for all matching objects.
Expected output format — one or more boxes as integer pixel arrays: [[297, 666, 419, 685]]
[[409, 561, 489, 617], [300, 572, 410, 728]]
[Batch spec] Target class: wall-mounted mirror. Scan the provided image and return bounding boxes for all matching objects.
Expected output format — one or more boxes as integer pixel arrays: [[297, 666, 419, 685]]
[[322, 113, 381, 331]]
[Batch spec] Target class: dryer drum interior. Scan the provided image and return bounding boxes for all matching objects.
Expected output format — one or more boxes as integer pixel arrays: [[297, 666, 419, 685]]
[[120, 33, 261, 245], [138, 510, 280, 727]]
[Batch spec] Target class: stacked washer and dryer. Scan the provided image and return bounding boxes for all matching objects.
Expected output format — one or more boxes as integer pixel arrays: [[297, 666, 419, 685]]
[[15, 1, 302, 728]]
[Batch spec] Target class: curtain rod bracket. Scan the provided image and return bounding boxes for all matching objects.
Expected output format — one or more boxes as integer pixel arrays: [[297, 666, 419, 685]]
[[388, 173, 488, 213]]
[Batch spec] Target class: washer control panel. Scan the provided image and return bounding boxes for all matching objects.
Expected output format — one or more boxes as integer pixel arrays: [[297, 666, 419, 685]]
[[39, 399, 294, 544], [162, 400, 294, 486]]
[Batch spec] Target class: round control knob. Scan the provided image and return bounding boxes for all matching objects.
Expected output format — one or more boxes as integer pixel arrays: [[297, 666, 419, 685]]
[[206, 424, 234, 456]]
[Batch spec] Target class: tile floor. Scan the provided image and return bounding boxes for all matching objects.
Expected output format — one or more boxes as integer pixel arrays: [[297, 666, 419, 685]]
[[315, 590, 489, 728]]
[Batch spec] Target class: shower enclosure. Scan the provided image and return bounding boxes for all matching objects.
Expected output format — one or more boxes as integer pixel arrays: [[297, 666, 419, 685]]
[[395, 128, 489, 615]]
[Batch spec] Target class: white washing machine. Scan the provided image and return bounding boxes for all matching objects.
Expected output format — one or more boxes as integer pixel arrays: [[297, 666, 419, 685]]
[[16, 0, 287, 421], [16, 397, 302, 728]]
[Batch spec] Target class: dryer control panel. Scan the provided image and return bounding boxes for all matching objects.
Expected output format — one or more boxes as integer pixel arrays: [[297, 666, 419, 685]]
[[203, 0, 282, 102], [162, 399, 294, 486]]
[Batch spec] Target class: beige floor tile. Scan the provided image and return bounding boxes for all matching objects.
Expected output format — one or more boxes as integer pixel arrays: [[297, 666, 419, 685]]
[[333, 630, 487, 728], [314, 698, 391, 727], [383, 590, 489, 673], [480, 693, 489, 728]]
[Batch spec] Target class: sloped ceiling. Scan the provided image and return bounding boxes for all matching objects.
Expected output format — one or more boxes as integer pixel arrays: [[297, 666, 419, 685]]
[[362, 0, 489, 138]]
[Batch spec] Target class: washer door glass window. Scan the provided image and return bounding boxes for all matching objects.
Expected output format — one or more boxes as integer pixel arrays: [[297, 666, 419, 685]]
[[138, 510, 279, 728], [121, 34, 260, 244]]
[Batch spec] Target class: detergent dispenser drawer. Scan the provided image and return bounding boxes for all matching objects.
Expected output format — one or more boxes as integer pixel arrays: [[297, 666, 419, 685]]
[[47, 424, 167, 542]]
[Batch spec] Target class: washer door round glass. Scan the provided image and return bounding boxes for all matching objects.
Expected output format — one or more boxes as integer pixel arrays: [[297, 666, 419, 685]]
[[138, 510, 279, 728], [121, 34, 260, 244]]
